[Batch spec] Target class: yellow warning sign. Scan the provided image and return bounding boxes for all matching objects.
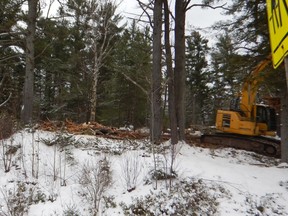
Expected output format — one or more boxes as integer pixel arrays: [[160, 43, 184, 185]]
[[266, 0, 288, 68]]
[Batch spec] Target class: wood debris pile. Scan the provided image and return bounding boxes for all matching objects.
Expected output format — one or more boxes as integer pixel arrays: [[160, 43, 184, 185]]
[[38, 120, 148, 140]]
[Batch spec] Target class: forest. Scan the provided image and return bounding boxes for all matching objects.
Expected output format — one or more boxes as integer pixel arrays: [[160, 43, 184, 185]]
[[2, 1, 288, 215], [0, 0, 287, 140]]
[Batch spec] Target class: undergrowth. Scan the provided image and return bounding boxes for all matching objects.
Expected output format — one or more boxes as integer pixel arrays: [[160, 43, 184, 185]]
[[120, 178, 230, 216]]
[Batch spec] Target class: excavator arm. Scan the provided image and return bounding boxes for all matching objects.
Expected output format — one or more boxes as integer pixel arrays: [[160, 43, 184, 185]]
[[240, 55, 272, 119]]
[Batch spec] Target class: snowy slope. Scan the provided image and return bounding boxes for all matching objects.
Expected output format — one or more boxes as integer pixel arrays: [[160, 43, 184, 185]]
[[0, 130, 287, 215]]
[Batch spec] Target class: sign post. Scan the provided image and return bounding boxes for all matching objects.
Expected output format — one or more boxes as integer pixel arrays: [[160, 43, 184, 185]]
[[266, 0, 288, 162], [282, 57, 288, 162]]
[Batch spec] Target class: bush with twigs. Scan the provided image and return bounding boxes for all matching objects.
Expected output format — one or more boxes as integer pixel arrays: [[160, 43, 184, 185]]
[[120, 178, 230, 215], [78, 157, 112, 216], [120, 151, 143, 192], [0, 181, 46, 216]]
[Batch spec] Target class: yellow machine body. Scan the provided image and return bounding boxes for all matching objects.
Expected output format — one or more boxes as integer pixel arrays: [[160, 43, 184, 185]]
[[216, 107, 276, 137]]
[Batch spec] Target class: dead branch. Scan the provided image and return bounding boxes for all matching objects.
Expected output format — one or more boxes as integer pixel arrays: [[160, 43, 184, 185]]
[[186, 3, 229, 11], [0, 93, 12, 107], [136, 0, 154, 28], [0, 54, 23, 63], [119, 71, 148, 96]]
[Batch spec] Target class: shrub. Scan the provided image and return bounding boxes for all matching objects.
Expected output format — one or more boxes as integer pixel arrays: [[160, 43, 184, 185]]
[[0, 181, 46, 216], [120, 178, 230, 216], [79, 157, 112, 215], [63, 204, 80, 216], [120, 151, 142, 192]]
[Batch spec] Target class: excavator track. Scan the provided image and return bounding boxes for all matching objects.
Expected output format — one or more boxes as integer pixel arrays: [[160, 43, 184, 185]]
[[200, 133, 281, 158]]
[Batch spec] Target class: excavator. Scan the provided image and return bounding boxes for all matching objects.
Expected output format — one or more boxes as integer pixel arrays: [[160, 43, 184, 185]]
[[201, 55, 281, 157]]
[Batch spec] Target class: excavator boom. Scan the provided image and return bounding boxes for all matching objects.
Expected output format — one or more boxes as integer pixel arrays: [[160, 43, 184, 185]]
[[240, 55, 272, 119]]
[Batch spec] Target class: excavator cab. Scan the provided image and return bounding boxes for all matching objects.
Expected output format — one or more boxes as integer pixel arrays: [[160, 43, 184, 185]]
[[255, 104, 277, 132]]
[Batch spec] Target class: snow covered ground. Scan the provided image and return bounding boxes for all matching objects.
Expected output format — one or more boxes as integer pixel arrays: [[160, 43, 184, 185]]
[[0, 129, 287, 215]]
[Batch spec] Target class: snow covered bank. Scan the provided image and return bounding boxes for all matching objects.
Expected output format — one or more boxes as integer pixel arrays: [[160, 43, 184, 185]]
[[0, 130, 287, 215]]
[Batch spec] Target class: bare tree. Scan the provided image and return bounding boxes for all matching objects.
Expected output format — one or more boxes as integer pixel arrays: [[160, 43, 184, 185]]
[[137, 0, 163, 190], [21, 0, 38, 124], [163, 0, 178, 145], [89, 1, 121, 122], [174, 0, 187, 141], [151, 0, 163, 144]]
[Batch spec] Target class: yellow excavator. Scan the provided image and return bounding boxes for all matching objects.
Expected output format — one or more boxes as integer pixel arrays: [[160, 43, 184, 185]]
[[201, 55, 280, 157], [216, 55, 277, 137]]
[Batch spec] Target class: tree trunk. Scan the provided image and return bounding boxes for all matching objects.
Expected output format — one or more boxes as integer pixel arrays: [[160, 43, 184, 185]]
[[281, 57, 288, 162], [174, 0, 186, 141], [151, 0, 163, 143], [163, 0, 178, 145], [22, 0, 38, 124], [191, 93, 196, 125], [90, 64, 99, 122]]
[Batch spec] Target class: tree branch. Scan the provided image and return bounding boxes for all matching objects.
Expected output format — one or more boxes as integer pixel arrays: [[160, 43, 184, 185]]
[[34, 41, 53, 59], [184, 0, 192, 10], [0, 75, 5, 88], [45, 0, 55, 19], [186, 3, 229, 11], [136, 0, 154, 29], [119, 71, 148, 96], [0, 32, 23, 37], [0, 93, 12, 108], [0, 54, 23, 63]]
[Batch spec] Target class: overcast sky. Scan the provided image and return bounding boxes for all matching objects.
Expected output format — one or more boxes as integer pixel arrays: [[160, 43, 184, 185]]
[[42, 0, 228, 44], [43, 0, 227, 30], [116, 0, 227, 29]]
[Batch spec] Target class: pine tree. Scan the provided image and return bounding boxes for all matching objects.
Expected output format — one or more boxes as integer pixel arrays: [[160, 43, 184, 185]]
[[102, 22, 151, 128], [185, 31, 209, 125], [209, 31, 248, 113], [0, 0, 25, 117]]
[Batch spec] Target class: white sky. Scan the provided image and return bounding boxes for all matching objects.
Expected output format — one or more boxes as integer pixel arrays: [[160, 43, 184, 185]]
[[116, 0, 228, 29], [116, 0, 229, 44], [42, 0, 228, 44], [43, 0, 227, 30]]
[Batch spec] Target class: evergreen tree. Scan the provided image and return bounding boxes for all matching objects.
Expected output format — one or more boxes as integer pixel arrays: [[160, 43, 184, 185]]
[[208, 31, 248, 121], [80, 0, 122, 122], [185, 31, 209, 125], [35, 0, 122, 122], [206, 0, 285, 114], [206, 0, 270, 60], [0, 0, 25, 117], [35, 17, 89, 121], [101, 22, 151, 128], [56, 0, 95, 122]]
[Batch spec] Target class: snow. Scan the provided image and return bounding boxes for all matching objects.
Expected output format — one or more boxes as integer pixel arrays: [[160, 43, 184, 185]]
[[0, 129, 287, 215]]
